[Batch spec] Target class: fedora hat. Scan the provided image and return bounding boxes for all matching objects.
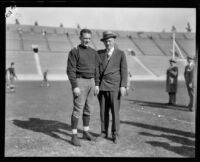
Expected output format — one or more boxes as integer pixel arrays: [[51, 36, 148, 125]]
[[169, 58, 176, 63], [100, 31, 117, 41]]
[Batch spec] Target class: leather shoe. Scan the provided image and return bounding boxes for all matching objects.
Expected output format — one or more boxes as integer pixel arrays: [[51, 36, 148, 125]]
[[96, 133, 108, 142], [112, 135, 119, 144], [71, 134, 81, 147], [82, 131, 96, 141]]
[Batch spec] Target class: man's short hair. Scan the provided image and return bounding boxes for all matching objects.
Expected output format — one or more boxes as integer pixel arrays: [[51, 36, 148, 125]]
[[11, 62, 14, 66], [80, 29, 92, 37]]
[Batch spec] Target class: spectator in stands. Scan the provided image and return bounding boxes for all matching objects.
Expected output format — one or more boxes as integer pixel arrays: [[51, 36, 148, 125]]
[[96, 31, 128, 144], [41, 70, 50, 87], [67, 29, 100, 147], [184, 56, 195, 111], [166, 59, 178, 105], [7, 62, 17, 92]]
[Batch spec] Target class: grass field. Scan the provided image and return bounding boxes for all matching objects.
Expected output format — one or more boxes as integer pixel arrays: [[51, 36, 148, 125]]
[[5, 81, 195, 157]]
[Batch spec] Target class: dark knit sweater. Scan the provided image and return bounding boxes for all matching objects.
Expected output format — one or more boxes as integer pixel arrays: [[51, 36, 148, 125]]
[[67, 44, 100, 89]]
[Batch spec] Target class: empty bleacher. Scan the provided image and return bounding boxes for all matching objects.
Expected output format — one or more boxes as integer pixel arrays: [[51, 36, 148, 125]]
[[6, 51, 38, 74], [115, 37, 143, 55], [6, 24, 196, 79], [176, 39, 196, 58], [125, 53, 153, 76], [21, 32, 48, 51], [6, 31, 22, 51], [131, 37, 165, 56], [153, 38, 173, 56], [46, 33, 72, 52]]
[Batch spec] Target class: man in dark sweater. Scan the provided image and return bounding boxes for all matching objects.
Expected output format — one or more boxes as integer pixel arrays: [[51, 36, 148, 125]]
[[67, 29, 99, 147]]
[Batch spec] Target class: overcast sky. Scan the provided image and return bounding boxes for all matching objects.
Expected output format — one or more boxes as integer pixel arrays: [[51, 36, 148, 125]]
[[6, 7, 196, 32]]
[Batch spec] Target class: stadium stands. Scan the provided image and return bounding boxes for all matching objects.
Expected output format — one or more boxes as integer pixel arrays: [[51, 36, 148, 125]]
[[125, 53, 153, 76], [153, 38, 172, 56], [115, 37, 143, 55], [21, 32, 48, 51], [184, 32, 195, 39], [176, 39, 196, 57], [20, 25, 33, 32], [45, 33, 72, 52], [6, 31, 22, 51], [6, 51, 38, 74], [131, 37, 165, 56], [6, 24, 196, 79]]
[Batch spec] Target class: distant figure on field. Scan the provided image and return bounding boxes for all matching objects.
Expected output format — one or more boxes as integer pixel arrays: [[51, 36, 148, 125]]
[[184, 56, 195, 111], [166, 59, 178, 105], [126, 71, 134, 95], [41, 70, 50, 87], [5, 68, 10, 88], [7, 62, 17, 92]]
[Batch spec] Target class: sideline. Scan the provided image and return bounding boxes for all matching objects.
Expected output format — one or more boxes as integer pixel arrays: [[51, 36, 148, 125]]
[[16, 74, 185, 81]]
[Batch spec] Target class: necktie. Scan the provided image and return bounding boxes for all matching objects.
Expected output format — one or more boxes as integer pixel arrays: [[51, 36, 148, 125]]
[[107, 50, 111, 61]]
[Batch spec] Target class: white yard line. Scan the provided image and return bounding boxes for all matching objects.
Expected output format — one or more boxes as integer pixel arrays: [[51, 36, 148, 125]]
[[132, 106, 195, 125]]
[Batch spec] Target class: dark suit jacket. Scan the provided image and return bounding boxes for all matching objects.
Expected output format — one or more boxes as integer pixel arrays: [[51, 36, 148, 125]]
[[184, 64, 194, 88], [98, 47, 128, 91], [166, 66, 178, 93]]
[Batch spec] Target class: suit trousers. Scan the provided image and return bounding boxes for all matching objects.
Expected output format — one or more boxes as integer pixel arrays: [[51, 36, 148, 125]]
[[98, 91, 121, 136], [186, 85, 194, 109], [168, 92, 176, 104]]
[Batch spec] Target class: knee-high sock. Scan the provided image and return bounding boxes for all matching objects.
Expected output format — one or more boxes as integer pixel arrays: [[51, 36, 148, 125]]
[[71, 115, 79, 129], [83, 114, 90, 127]]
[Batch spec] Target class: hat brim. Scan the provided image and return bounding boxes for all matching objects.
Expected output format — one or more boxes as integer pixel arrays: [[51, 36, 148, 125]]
[[100, 35, 117, 41]]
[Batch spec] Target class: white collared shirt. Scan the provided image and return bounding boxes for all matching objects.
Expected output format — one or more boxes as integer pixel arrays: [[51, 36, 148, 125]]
[[107, 47, 114, 60]]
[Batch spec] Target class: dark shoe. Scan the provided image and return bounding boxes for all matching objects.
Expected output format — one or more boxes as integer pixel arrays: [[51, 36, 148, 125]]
[[96, 133, 108, 142], [82, 131, 96, 141], [189, 107, 193, 112], [71, 134, 81, 147], [112, 135, 119, 144]]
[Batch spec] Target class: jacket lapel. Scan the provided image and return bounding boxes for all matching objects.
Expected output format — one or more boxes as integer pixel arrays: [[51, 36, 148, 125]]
[[104, 48, 116, 74]]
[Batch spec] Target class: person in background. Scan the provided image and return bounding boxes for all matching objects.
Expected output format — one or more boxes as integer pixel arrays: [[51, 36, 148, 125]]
[[126, 71, 134, 95], [184, 56, 195, 111], [6, 68, 10, 89], [7, 62, 17, 92], [166, 58, 178, 105], [41, 70, 50, 87]]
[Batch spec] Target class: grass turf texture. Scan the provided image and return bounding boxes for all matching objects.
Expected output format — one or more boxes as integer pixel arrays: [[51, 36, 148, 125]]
[[5, 81, 195, 157]]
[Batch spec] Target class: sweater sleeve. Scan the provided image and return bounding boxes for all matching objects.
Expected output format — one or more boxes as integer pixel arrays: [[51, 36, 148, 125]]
[[67, 49, 78, 89]]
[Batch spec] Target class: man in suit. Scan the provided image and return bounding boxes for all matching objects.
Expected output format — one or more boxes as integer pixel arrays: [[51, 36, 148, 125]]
[[184, 56, 195, 111], [96, 31, 128, 144], [166, 58, 178, 105], [67, 29, 100, 147]]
